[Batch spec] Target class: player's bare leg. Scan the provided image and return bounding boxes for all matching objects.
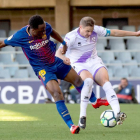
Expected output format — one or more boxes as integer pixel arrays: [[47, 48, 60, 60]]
[[95, 67, 127, 124], [80, 70, 109, 108], [46, 80, 80, 134], [65, 68, 108, 129]]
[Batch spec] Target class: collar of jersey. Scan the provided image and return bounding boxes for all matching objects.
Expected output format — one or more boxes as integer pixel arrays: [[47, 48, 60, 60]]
[[26, 26, 31, 36], [76, 28, 87, 40]]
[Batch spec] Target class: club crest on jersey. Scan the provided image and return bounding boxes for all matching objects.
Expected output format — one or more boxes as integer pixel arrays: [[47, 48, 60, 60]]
[[92, 37, 96, 42], [42, 34, 47, 40]]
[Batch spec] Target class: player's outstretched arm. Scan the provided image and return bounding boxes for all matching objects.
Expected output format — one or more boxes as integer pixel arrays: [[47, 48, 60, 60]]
[[50, 29, 67, 54], [56, 48, 71, 65], [0, 41, 6, 48], [110, 29, 140, 37]]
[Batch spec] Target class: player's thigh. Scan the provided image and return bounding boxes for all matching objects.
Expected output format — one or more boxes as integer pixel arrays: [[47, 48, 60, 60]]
[[64, 67, 83, 87], [80, 70, 93, 80], [95, 67, 109, 86], [46, 80, 64, 101]]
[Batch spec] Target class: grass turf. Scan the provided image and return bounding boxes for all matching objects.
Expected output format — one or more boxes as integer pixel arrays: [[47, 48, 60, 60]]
[[0, 104, 139, 140]]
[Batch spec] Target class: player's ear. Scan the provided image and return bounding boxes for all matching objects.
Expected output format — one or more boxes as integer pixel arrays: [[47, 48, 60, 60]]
[[79, 25, 82, 29]]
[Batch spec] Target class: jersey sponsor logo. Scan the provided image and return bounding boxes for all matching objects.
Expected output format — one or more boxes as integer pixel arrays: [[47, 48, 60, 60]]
[[39, 69, 46, 81], [30, 39, 49, 50]]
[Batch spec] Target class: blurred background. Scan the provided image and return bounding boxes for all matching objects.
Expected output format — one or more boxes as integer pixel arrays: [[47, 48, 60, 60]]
[[0, 0, 140, 104]]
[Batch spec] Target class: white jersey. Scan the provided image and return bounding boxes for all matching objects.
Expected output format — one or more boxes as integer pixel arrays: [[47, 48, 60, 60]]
[[60, 25, 110, 64]]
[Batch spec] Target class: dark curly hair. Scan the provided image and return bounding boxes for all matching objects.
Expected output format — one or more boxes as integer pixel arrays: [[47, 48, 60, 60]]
[[29, 15, 44, 29]]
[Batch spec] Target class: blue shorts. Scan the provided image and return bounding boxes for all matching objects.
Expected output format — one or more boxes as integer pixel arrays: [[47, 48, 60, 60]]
[[37, 57, 71, 86]]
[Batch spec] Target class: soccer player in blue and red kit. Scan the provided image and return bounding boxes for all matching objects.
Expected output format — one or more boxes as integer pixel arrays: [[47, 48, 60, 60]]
[[0, 15, 108, 133]]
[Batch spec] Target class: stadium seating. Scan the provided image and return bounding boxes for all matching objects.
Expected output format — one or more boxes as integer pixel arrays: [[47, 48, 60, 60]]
[[0, 30, 6, 37], [127, 43, 140, 57], [97, 38, 107, 47], [5, 62, 19, 77], [109, 60, 123, 76], [123, 60, 138, 76], [117, 52, 132, 62], [15, 54, 29, 64], [0, 54, 14, 64], [0, 69, 11, 79], [106, 25, 119, 29], [109, 38, 124, 46], [101, 52, 115, 63], [16, 47, 23, 51], [0, 62, 4, 70], [8, 30, 18, 37], [138, 25, 140, 31], [109, 43, 126, 57], [107, 68, 113, 78], [13, 69, 29, 79], [114, 68, 129, 78], [122, 25, 136, 31], [1, 45, 15, 52], [126, 38, 140, 47], [96, 43, 105, 50], [28, 66, 38, 79], [130, 67, 140, 77], [134, 52, 140, 63]]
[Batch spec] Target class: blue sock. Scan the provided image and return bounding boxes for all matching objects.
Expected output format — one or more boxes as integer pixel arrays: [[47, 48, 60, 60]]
[[55, 100, 73, 128], [75, 82, 97, 102]]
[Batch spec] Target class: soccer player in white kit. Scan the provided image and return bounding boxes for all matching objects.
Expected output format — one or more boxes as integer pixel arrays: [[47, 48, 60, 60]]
[[56, 17, 140, 129]]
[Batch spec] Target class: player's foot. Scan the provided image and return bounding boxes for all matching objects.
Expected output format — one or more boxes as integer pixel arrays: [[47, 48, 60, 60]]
[[78, 116, 86, 129], [70, 125, 80, 134], [92, 98, 109, 109], [116, 112, 127, 125]]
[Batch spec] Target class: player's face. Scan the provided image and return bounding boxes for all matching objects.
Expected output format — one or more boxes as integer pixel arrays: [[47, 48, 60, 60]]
[[32, 23, 46, 39], [79, 25, 94, 38]]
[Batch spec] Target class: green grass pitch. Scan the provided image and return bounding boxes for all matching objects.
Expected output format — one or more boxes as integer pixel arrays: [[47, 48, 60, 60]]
[[0, 104, 140, 140]]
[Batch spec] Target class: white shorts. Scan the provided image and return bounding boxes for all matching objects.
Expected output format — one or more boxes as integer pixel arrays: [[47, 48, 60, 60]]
[[72, 57, 107, 81]]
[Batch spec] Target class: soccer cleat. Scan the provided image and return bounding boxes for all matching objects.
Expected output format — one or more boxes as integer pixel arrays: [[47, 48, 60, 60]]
[[116, 112, 127, 125], [92, 98, 109, 109], [70, 125, 80, 134], [78, 116, 86, 129]]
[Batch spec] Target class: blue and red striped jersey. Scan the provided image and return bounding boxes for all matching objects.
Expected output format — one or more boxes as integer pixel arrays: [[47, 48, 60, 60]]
[[4, 22, 56, 73]]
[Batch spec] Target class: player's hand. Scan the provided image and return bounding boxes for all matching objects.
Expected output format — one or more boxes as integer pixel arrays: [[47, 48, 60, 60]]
[[63, 57, 71, 65], [136, 30, 140, 36], [61, 44, 67, 54]]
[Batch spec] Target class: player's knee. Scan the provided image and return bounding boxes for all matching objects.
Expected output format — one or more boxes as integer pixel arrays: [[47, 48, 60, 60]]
[[84, 78, 93, 89], [53, 91, 64, 101], [73, 76, 83, 87]]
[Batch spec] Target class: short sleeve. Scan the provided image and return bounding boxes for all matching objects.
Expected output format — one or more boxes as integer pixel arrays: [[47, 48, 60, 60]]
[[4, 31, 23, 47], [45, 22, 53, 37], [94, 25, 111, 37], [59, 34, 75, 49]]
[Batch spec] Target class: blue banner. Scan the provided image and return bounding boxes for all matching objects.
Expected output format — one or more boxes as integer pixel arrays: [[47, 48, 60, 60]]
[[0, 80, 140, 104]]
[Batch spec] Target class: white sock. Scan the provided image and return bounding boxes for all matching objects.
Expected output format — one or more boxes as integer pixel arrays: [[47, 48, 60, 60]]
[[80, 78, 93, 118], [103, 81, 120, 117]]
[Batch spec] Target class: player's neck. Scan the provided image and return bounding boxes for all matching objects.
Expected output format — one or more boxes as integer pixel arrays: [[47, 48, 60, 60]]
[[78, 29, 85, 38], [28, 26, 33, 37]]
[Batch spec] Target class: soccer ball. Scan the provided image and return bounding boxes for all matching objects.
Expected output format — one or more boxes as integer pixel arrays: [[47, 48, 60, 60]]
[[100, 110, 117, 128]]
